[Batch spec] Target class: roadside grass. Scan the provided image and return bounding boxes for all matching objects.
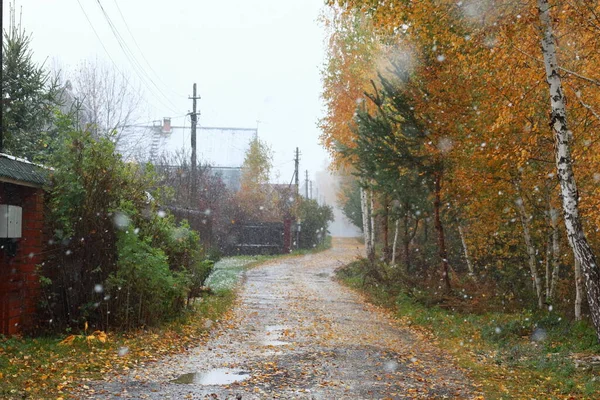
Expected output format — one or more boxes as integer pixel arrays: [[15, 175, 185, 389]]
[[0, 291, 235, 399], [0, 242, 334, 399], [337, 261, 600, 400], [0, 254, 261, 400], [205, 254, 276, 292]]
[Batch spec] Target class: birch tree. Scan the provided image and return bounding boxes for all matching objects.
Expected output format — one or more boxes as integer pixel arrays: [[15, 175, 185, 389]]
[[537, 0, 600, 338]]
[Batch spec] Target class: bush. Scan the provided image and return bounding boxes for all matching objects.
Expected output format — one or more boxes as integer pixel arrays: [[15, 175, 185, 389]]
[[105, 230, 188, 328], [297, 198, 334, 249], [39, 117, 211, 332]]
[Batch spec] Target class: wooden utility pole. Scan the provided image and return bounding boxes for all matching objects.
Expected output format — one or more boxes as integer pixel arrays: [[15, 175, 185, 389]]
[[305, 170, 309, 198], [1, 0, 4, 152], [189, 83, 200, 206]]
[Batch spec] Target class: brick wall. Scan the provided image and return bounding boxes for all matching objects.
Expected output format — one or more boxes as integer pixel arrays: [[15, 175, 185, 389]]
[[0, 182, 45, 335]]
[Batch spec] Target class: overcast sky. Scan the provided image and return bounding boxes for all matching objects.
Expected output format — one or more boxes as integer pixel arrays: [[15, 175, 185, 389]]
[[7, 0, 330, 183]]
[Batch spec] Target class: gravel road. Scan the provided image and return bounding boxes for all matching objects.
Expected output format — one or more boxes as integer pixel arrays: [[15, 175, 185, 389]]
[[82, 238, 476, 399]]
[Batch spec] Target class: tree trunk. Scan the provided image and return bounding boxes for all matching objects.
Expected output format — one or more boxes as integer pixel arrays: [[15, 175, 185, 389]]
[[538, 0, 600, 340], [575, 257, 583, 321], [433, 170, 451, 291], [514, 184, 544, 309], [458, 223, 476, 279], [360, 187, 371, 259], [369, 188, 376, 259], [545, 235, 552, 302], [549, 208, 561, 300], [382, 195, 390, 262], [361, 186, 375, 262], [392, 218, 400, 265], [403, 205, 411, 271]]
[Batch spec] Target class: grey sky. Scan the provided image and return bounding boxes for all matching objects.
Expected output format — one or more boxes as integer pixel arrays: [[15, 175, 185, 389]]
[[9, 0, 330, 183]]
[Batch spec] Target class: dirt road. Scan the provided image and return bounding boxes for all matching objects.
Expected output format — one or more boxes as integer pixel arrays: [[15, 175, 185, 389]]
[[85, 238, 475, 399]]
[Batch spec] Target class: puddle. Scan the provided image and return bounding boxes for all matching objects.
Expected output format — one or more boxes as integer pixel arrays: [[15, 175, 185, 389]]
[[265, 325, 289, 332], [172, 368, 250, 385]]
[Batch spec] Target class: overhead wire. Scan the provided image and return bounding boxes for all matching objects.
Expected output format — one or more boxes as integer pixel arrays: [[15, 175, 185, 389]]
[[75, 0, 121, 71], [77, 0, 179, 116], [93, 0, 180, 114], [95, 0, 179, 113], [111, 0, 187, 99]]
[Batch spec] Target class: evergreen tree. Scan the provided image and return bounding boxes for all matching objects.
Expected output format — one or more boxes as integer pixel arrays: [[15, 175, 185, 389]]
[[2, 9, 60, 159]]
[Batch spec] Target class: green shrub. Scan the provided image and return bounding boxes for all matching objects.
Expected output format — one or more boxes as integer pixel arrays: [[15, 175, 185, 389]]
[[297, 198, 334, 249], [105, 230, 188, 328], [39, 117, 209, 332]]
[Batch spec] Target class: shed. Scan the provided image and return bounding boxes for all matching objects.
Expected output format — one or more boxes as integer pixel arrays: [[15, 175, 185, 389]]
[[0, 153, 47, 335]]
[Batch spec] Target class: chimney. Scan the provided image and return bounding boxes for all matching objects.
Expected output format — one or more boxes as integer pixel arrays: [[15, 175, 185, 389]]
[[162, 117, 171, 134]]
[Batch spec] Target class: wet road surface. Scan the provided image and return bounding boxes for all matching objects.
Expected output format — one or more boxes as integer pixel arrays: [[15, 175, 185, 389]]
[[82, 238, 476, 399]]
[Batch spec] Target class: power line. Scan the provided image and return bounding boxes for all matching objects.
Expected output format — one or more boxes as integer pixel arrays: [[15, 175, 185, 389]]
[[95, 0, 179, 112], [110, 0, 187, 99], [77, 0, 178, 116], [93, 0, 180, 114], [76, 0, 121, 70]]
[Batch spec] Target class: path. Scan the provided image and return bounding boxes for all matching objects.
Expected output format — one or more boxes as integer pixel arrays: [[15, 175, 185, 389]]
[[84, 238, 476, 399]]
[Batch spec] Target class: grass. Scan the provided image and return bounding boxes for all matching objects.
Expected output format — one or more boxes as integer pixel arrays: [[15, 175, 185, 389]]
[[0, 292, 235, 399], [337, 261, 600, 400], [0, 242, 334, 399], [205, 254, 276, 292]]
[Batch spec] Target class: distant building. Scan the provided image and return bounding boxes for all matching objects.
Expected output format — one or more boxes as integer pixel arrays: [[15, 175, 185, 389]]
[[209, 167, 242, 192], [120, 118, 257, 169]]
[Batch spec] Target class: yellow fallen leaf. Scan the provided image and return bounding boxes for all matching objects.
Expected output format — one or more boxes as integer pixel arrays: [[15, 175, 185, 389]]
[[59, 335, 76, 345], [92, 331, 107, 343]]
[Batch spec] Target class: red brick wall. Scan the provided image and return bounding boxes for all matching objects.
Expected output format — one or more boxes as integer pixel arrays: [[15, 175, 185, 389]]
[[0, 182, 45, 335]]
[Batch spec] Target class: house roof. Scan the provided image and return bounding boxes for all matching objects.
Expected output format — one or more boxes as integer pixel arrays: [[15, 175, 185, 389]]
[[120, 124, 257, 167], [0, 153, 48, 188]]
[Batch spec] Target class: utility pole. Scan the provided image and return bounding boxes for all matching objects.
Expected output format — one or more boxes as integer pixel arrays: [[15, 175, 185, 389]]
[[310, 181, 313, 199], [305, 170, 309, 198], [294, 147, 300, 249], [1, 0, 4, 153], [294, 147, 300, 197], [189, 83, 200, 207]]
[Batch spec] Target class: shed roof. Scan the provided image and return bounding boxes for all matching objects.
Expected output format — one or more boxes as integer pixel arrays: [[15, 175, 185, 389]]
[[0, 153, 48, 188]]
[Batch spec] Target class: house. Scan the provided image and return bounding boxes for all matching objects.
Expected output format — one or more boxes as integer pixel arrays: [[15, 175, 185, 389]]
[[121, 118, 257, 168], [0, 154, 47, 335]]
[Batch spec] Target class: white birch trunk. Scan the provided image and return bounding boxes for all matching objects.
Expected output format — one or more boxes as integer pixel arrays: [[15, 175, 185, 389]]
[[549, 208, 561, 300], [391, 218, 400, 265], [514, 191, 543, 309], [369, 188, 376, 254], [545, 237, 552, 302], [360, 187, 371, 257], [458, 223, 475, 279], [575, 257, 583, 321], [538, 0, 600, 339]]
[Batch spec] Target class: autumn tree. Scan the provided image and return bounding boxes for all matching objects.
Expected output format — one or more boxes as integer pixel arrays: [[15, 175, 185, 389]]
[[235, 137, 281, 222], [324, 0, 600, 338]]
